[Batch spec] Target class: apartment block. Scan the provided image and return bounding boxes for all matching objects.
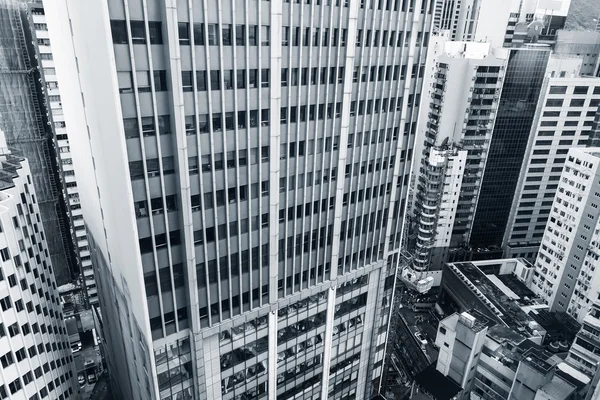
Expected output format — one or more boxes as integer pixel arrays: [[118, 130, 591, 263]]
[[531, 147, 600, 321], [0, 134, 76, 399], [406, 144, 466, 289], [504, 77, 600, 262], [44, 0, 433, 399], [27, 2, 96, 306], [414, 38, 507, 255]]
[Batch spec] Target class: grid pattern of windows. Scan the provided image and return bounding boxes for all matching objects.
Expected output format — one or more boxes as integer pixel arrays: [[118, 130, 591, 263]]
[[506, 80, 600, 249], [471, 49, 550, 248]]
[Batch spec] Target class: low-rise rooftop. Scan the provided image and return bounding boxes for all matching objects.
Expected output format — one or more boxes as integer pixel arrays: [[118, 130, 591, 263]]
[[446, 261, 545, 344], [413, 363, 462, 400]]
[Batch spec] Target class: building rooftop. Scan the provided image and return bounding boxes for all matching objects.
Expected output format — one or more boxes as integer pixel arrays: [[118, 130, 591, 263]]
[[448, 262, 544, 343], [537, 376, 576, 400], [413, 363, 462, 400], [519, 342, 556, 374]]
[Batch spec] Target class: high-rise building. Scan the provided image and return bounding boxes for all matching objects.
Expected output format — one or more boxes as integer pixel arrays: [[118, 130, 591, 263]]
[[407, 144, 466, 289], [504, 76, 600, 262], [470, 47, 551, 251], [530, 147, 600, 321], [432, 0, 571, 48], [412, 38, 507, 265], [0, 131, 77, 399], [44, 0, 434, 399], [27, 2, 96, 306], [0, 0, 76, 285]]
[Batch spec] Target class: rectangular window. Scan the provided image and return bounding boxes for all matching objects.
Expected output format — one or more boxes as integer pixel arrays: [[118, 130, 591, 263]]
[[261, 25, 270, 46], [208, 24, 219, 45], [249, 25, 258, 45], [236, 24, 245, 46], [178, 22, 190, 45], [193, 23, 205, 45], [261, 69, 269, 88], [222, 24, 232, 45]]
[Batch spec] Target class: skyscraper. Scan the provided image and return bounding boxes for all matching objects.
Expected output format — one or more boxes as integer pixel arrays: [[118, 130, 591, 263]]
[[27, 1, 97, 306], [0, 0, 76, 285], [470, 47, 551, 250], [44, 0, 433, 399], [531, 147, 600, 321], [504, 75, 600, 262], [0, 131, 76, 399]]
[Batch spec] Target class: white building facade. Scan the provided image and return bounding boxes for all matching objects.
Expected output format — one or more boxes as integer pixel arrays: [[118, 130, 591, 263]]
[[0, 138, 76, 399], [504, 77, 600, 262], [531, 148, 600, 321], [28, 2, 96, 306], [43, 0, 433, 399]]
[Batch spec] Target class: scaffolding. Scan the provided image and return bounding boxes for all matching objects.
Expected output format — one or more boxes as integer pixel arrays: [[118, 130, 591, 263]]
[[0, 0, 75, 284]]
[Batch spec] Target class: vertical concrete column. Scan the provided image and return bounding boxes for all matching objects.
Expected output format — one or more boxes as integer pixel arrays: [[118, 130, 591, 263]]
[[320, 286, 337, 399]]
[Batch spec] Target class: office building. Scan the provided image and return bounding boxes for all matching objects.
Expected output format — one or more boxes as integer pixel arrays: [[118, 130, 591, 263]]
[[470, 47, 551, 251], [587, 106, 600, 148], [44, 0, 433, 399], [504, 76, 600, 262], [0, 132, 76, 399], [432, 0, 570, 48], [0, 0, 77, 285], [531, 147, 600, 321], [27, 2, 96, 306]]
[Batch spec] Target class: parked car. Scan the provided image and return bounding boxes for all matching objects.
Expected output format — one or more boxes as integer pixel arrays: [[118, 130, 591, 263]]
[[87, 373, 97, 385], [414, 331, 428, 347], [71, 343, 82, 354], [78, 374, 85, 386]]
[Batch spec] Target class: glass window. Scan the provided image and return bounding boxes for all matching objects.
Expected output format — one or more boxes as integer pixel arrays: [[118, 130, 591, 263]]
[[236, 69, 246, 89], [236, 24, 245, 46], [210, 70, 220, 90], [249, 25, 258, 46], [208, 24, 219, 45], [222, 24, 232, 45], [178, 22, 190, 45], [260, 25, 270, 46], [110, 20, 127, 44], [198, 114, 209, 133], [193, 23, 205, 45], [196, 70, 207, 91], [249, 69, 258, 88], [182, 71, 193, 92], [148, 22, 163, 44], [130, 21, 146, 44], [261, 69, 269, 88], [223, 70, 234, 90], [153, 70, 167, 91]]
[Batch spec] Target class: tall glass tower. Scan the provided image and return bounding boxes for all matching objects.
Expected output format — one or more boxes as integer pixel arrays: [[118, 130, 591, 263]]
[[44, 0, 433, 399], [470, 47, 550, 249]]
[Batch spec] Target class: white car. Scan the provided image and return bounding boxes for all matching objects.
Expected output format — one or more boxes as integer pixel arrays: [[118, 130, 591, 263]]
[[414, 331, 428, 347], [78, 375, 85, 386], [71, 343, 82, 354]]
